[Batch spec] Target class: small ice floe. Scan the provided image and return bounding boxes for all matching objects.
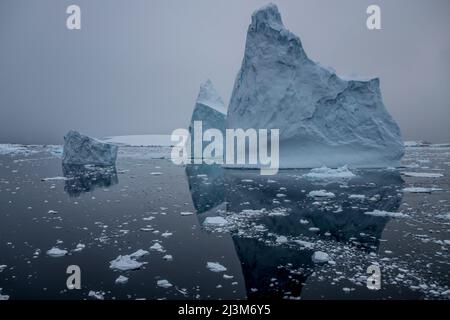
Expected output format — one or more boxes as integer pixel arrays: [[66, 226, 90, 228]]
[[402, 172, 443, 178], [312, 251, 330, 263], [303, 165, 355, 179], [203, 217, 228, 227], [109, 254, 147, 271], [73, 243, 86, 252], [276, 193, 286, 198], [308, 190, 335, 198], [150, 242, 165, 252], [223, 274, 234, 279], [46, 247, 68, 257], [115, 275, 129, 285], [157, 279, 173, 288], [0, 144, 36, 156], [130, 249, 149, 259], [206, 262, 227, 273], [294, 240, 315, 249], [88, 291, 105, 300], [241, 179, 253, 183], [364, 210, 409, 218], [48, 210, 58, 215], [161, 231, 173, 238], [437, 213, 450, 221], [0, 289, 9, 300], [402, 187, 443, 193], [163, 255, 173, 261], [41, 176, 71, 181], [0, 265, 7, 272], [349, 194, 366, 200], [150, 172, 163, 176], [275, 236, 288, 244], [180, 212, 194, 216]]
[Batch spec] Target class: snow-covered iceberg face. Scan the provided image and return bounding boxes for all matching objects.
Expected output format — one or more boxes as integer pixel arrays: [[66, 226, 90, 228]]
[[62, 130, 118, 166], [227, 3, 404, 168]]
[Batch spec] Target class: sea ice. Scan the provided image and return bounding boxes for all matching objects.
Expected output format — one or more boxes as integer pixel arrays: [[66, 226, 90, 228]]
[[46, 247, 68, 257], [206, 262, 227, 272], [402, 172, 443, 178], [115, 275, 129, 285], [303, 166, 356, 179], [109, 255, 146, 271], [157, 279, 173, 288], [312, 251, 330, 263], [203, 217, 228, 227], [402, 187, 443, 193], [308, 190, 336, 198], [364, 210, 409, 218]]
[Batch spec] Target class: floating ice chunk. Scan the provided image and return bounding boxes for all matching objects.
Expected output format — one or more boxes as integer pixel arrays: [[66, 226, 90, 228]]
[[63, 130, 118, 166], [0, 289, 9, 300], [203, 217, 228, 227], [180, 212, 194, 216], [46, 247, 68, 257], [308, 190, 336, 198], [294, 240, 315, 249], [115, 275, 129, 285], [402, 187, 443, 193], [157, 279, 173, 288], [0, 265, 7, 272], [437, 213, 450, 221], [304, 166, 356, 179], [41, 176, 71, 181], [161, 231, 173, 238], [223, 274, 234, 279], [150, 172, 163, 176], [109, 255, 146, 271], [364, 210, 409, 218], [73, 243, 86, 252], [206, 262, 227, 273], [402, 172, 443, 178], [163, 255, 173, 261], [130, 249, 149, 259], [275, 236, 288, 244], [88, 291, 105, 300], [312, 251, 330, 263], [349, 194, 366, 200], [150, 242, 165, 252]]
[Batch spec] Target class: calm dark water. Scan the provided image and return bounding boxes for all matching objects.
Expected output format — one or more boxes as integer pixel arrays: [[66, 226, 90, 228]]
[[0, 146, 449, 300]]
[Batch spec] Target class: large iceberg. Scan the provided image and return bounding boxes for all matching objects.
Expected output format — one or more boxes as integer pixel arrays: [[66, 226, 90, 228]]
[[62, 130, 118, 166], [226, 3, 404, 168]]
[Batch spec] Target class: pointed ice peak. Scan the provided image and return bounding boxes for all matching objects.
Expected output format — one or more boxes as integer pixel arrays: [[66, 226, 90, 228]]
[[251, 3, 284, 30], [196, 79, 226, 114]]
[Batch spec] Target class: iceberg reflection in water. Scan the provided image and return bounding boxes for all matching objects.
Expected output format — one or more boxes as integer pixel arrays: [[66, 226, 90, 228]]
[[186, 165, 405, 299], [62, 164, 118, 197]]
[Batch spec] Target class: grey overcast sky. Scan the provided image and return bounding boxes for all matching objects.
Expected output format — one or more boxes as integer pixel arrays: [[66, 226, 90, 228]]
[[0, 0, 449, 144]]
